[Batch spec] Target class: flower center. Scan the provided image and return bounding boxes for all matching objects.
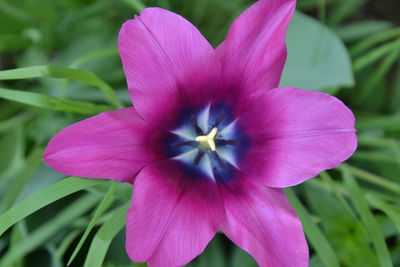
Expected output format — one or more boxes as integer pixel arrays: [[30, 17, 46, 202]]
[[164, 103, 249, 182], [195, 127, 218, 151]]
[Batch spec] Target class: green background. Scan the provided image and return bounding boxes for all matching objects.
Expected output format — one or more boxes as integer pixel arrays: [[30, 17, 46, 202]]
[[0, 0, 399, 266]]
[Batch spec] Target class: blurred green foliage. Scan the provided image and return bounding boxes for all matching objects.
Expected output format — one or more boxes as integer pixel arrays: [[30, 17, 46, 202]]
[[0, 0, 400, 266]]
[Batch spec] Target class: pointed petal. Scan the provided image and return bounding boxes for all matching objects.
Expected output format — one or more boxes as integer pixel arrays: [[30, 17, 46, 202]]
[[43, 107, 162, 183], [216, 0, 295, 106], [126, 160, 223, 267], [238, 87, 357, 187], [220, 177, 308, 267], [119, 8, 221, 129]]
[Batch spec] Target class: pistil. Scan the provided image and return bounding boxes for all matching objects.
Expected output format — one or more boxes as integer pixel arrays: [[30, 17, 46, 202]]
[[195, 127, 218, 151]]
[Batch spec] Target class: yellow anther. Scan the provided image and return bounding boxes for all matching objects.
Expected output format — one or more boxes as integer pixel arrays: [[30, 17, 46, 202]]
[[195, 127, 218, 151]]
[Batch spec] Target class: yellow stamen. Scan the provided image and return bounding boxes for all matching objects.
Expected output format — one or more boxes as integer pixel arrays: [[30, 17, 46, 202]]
[[195, 127, 217, 151]]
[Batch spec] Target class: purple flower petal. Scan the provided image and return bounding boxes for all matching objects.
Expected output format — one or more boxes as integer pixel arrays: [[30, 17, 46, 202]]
[[238, 87, 357, 188], [118, 8, 221, 129], [43, 107, 162, 183], [220, 176, 309, 267], [125, 160, 224, 267], [216, 0, 296, 111]]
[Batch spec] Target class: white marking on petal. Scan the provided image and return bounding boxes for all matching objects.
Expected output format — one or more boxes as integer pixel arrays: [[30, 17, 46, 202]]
[[219, 120, 237, 139], [217, 147, 238, 168], [173, 149, 198, 163], [171, 125, 196, 140], [199, 154, 215, 181], [197, 104, 210, 133]]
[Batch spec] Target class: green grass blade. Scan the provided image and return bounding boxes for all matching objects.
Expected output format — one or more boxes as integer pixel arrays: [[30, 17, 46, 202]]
[[366, 194, 400, 233], [0, 148, 43, 213], [328, 0, 365, 26], [285, 188, 340, 267], [341, 166, 393, 267], [353, 38, 400, 72], [70, 48, 118, 69], [67, 182, 117, 265], [0, 177, 108, 236], [351, 28, 400, 56], [121, 0, 145, 13], [356, 114, 400, 131], [358, 47, 400, 101], [83, 202, 130, 267], [55, 230, 82, 262], [0, 65, 123, 108], [0, 87, 112, 114], [0, 194, 100, 267], [343, 164, 400, 194], [0, 112, 35, 133]]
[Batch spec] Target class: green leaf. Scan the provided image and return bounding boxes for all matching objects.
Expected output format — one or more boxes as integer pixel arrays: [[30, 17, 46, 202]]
[[83, 202, 130, 267], [0, 193, 100, 267], [285, 188, 340, 267], [0, 65, 123, 108], [0, 177, 108, 236], [67, 182, 117, 265], [0, 87, 112, 114], [281, 11, 354, 91], [341, 166, 393, 267]]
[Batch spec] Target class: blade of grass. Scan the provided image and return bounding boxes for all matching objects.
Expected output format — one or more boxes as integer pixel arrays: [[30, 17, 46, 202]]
[[0, 126, 25, 182], [343, 164, 400, 194], [350, 28, 400, 56], [366, 194, 400, 233], [328, 0, 365, 26], [70, 48, 118, 69], [285, 188, 340, 267], [0, 148, 44, 213], [352, 151, 400, 165], [55, 229, 82, 262], [358, 47, 400, 101], [336, 20, 393, 42], [0, 194, 100, 267], [0, 87, 112, 114], [0, 177, 108, 236], [319, 172, 357, 220], [356, 114, 400, 131], [67, 182, 117, 265], [121, 0, 145, 13], [0, 112, 35, 133], [358, 136, 400, 149], [341, 166, 393, 267], [0, 65, 123, 108], [353, 38, 400, 72], [83, 202, 130, 267]]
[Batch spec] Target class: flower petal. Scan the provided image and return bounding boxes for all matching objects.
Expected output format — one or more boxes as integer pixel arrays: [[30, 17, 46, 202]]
[[119, 7, 221, 129], [43, 107, 162, 183], [238, 87, 357, 188], [216, 0, 295, 102], [220, 177, 308, 267], [126, 160, 223, 267]]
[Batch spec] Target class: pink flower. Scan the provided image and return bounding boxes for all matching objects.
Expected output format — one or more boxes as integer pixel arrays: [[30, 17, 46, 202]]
[[43, 0, 357, 266]]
